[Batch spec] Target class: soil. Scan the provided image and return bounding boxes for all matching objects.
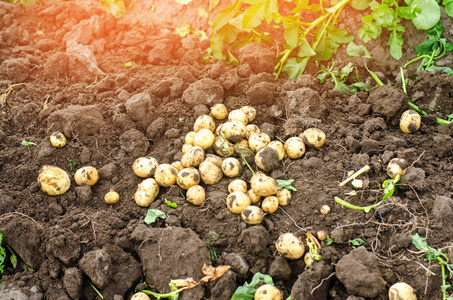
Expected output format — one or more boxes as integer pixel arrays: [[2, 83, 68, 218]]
[[1, 0, 453, 300]]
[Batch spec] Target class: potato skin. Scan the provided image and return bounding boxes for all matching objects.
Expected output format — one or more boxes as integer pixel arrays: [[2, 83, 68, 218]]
[[387, 158, 408, 178], [284, 137, 306, 159], [277, 189, 291, 206], [213, 136, 235, 157], [228, 179, 248, 193], [248, 132, 271, 153], [50, 131, 67, 148], [400, 110, 421, 134], [240, 106, 256, 123], [228, 109, 248, 124], [193, 129, 215, 149], [226, 191, 251, 214], [211, 103, 228, 120], [74, 166, 99, 186], [276, 233, 305, 260], [134, 178, 159, 207], [154, 164, 178, 187], [181, 146, 205, 168], [37, 165, 71, 196], [132, 156, 159, 178], [250, 172, 278, 197], [221, 121, 246, 143], [186, 185, 206, 206], [254, 284, 282, 300], [185, 131, 197, 145], [104, 190, 120, 204], [245, 124, 260, 140], [255, 147, 280, 172], [205, 154, 223, 167], [241, 206, 265, 225], [194, 115, 216, 132], [221, 157, 242, 178], [301, 128, 326, 148], [389, 282, 417, 300], [131, 292, 151, 300], [176, 167, 201, 189], [261, 196, 279, 213], [267, 141, 285, 161], [247, 189, 261, 204], [199, 161, 223, 185]]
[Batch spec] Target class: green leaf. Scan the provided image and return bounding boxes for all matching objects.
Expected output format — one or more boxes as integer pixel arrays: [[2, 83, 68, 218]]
[[281, 57, 309, 79], [373, 4, 396, 27], [348, 238, 368, 248], [339, 62, 355, 81], [212, 0, 241, 32], [281, 16, 300, 49], [388, 31, 404, 60], [227, 51, 240, 66], [346, 41, 372, 58], [407, 0, 441, 30], [21, 140, 36, 147], [415, 39, 437, 55], [276, 179, 297, 191], [382, 174, 399, 200], [325, 235, 333, 245], [9, 251, 17, 269], [100, 0, 126, 19], [164, 200, 178, 208], [297, 38, 316, 57], [396, 5, 422, 19], [242, 0, 278, 29], [327, 26, 354, 44], [124, 61, 137, 68], [350, 82, 373, 92], [217, 24, 239, 44], [144, 209, 167, 224], [231, 273, 274, 300], [210, 32, 226, 61], [426, 66, 453, 76], [350, 0, 373, 10], [411, 233, 431, 252], [359, 22, 382, 43], [445, 0, 453, 17], [441, 284, 452, 293]]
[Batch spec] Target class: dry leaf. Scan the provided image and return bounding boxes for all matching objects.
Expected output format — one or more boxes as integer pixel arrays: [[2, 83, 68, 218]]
[[200, 264, 231, 282], [170, 278, 198, 289]]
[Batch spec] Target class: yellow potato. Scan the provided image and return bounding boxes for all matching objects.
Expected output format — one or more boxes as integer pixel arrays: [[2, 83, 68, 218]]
[[245, 124, 260, 140], [37, 165, 71, 196], [284, 137, 305, 159], [276, 233, 305, 260], [221, 121, 246, 143], [211, 103, 228, 120], [240, 106, 256, 123], [132, 156, 159, 178], [154, 164, 178, 187], [226, 191, 251, 214], [228, 179, 248, 193], [248, 132, 271, 153], [241, 206, 265, 225], [387, 158, 408, 179], [276, 189, 291, 206], [261, 196, 279, 213], [74, 166, 99, 186], [228, 109, 248, 124], [176, 167, 200, 189], [389, 282, 417, 300], [134, 178, 159, 207], [250, 172, 278, 197], [400, 110, 421, 134], [254, 284, 282, 300], [185, 131, 197, 145], [247, 189, 261, 204], [181, 146, 205, 168], [193, 129, 215, 149], [199, 161, 223, 185], [213, 136, 235, 157], [221, 157, 241, 178], [267, 140, 285, 161], [205, 154, 223, 167], [186, 185, 206, 206], [194, 115, 216, 132], [171, 161, 184, 172], [49, 131, 67, 148], [300, 128, 326, 148], [104, 190, 120, 204]]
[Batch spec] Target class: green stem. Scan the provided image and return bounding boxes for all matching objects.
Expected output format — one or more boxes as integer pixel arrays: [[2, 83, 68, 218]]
[[404, 54, 431, 68], [275, 48, 293, 78], [88, 280, 103, 299], [140, 288, 186, 299], [240, 154, 255, 175], [408, 101, 451, 125], [400, 67, 407, 94], [334, 197, 382, 213]]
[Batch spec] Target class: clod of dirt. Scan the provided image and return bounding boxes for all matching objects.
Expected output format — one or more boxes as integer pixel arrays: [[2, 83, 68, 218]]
[[119, 129, 149, 158], [209, 270, 237, 300], [98, 162, 118, 181], [223, 252, 250, 280], [361, 117, 387, 133], [63, 267, 83, 300], [285, 88, 327, 119], [239, 43, 275, 74], [46, 229, 81, 265], [182, 78, 224, 107], [400, 167, 427, 191], [432, 134, 453, 158], [432, 195, 453, 222], [336, 247, 387, 298], [0, 216, 42, 270], [125, 92, 153, 129], [146, 116, 165, 141], [132, 224, 211, 299], [367, 85, 407, 123], [290, 262, 333, 300], [43, 53, 69, 78], [246, 82, 276, 106], [219, 69, 240, 90], [0, 190, 13, 214], [66, 43, 104, 82], [0, 285, 43, 300], [238, 225, 270, 254], [0, 58, 30, 82], [47, 105, 106, 139], [79, 248, 112, 289], [269, 256, 292, 281]]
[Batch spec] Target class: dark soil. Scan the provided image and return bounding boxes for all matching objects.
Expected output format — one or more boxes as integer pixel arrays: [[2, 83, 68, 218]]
[[1, 0, 453, 299]]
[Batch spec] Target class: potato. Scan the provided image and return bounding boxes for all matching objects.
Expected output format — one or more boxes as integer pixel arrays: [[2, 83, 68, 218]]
[[132, 156, 159, 178], [211, 103, 228, 120], [213, 136, 235, 157], [304, 252, 314, 268], [50, 131, 67, 148], [74, 166, 99, 186], [284, 137, 306, 159], [215, 123, 224, 136], [171, 161, 184, 172], [221, 157, 241, 178], [400, 110, 421, 134], [389, 282, 417, 300], [186, 185, 206, 206], [317, 230, 327, 241], [245, 124, 260, 140], [261, 196, 279, 213], [154, 164, 178, 187], [37, 165, 71, 196], [221, 121, 246, 143], [255, 147, 280, 171], [176, 167, 201, 189], [301, 128, 326, 148], [182, 143, 193, 154], [228, 179, 248, 193], [193, 129, 215, 149], [185, 131, 197, 145], [194, 115, 216, 132], [104, 190, 119, 204], [241, 206, 265, 225], [228, 109, 248, 124], [248, 132, 271, 153], [205, 154, 223, 168], [247, 189, 261, 204], [254, 284, 282, 300], [199, 161, 223, 185], [320, 205, 330, 215], [276, 189, 291, 206], [235, 139, 249, 149], [240, 106, 256, 123], [134, 178, 159, 207], [131, 292, 151, 300], [276, 233, 305, 260], [250, 172, 278, 197], [387, 158, 408, 179], [226, 191, 251, 214], [181, 146, 205, 168], [267, 141, 285, 161]]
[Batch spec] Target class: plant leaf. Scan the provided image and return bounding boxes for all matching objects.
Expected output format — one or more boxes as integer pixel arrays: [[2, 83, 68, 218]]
[[100, 0, 126, 19], [281, 57, 309, 79], [124, 61, 137, 68], [144, 209, 167, 224], [297, 38, 316, 57], [242, 0, 278, 29], [209, 0, 220, 11], [445, 0, 453, 17], [359, 22, 382, 43], [346, 41, 372, 58], [212, 0, 241, 32], [349, 0, 373, 10], [396, 5, 422, 19], [388, 31, 404, 60], [407, 0, 441, 30], [415, 39, 437, 55], [231, 273, 274, 300]]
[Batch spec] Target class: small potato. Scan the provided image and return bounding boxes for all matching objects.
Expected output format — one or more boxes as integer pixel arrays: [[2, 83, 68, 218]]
[[199, 161, 223, 185], [134, 178, 159, 207], [131, 292, 151, 300], [317, 230, 327, 241], [276, 233, 305, 260], [241, 206, 265, 225], [74, 166, 99, 186], [213, 136, 235, 157], [276, 189, 291, 206], [235, 139, 249, 149], [304, 252, 314, 268], [176, 167, 201, 190], [37, 165, 71, 196], [400, 110, 421, 134], [250, 172, 278, 197], [171, 161, 184, 172], [194, 115, 216, 132], [268, 141, 285, 161], [193, 129, 215, 149], [181, 146, 205, 168], [50, 131, 67, 148], [205, 154, 223, 168], [248, 132, 271, 153], [221, 121, 246, 143], [320, 205, 331, 215], [240, 106, 256, 123], [261, 196, 279, 213], [226, 191, 251, 214], [186, 185, 206, 206], [221, 157, 241, 178], [132, 156, 159, 178], [185, 131, 197, 145], [211, 103, 228, 120], [301, 128, 326, 148], [255, 146, 280, 172], [247, 189, 261, 204], [154, 164, 178, 187], [245, 124, 260, 140], [228, 109, 248, 124], [284, 137, 306, 159], [387, 158, 408, 179], [389, 282, 417, 300], [228, 179, 248, 193], [104, 190, 120, 204], [182, 143, 193, 154], [254, 284, 282, 300]]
